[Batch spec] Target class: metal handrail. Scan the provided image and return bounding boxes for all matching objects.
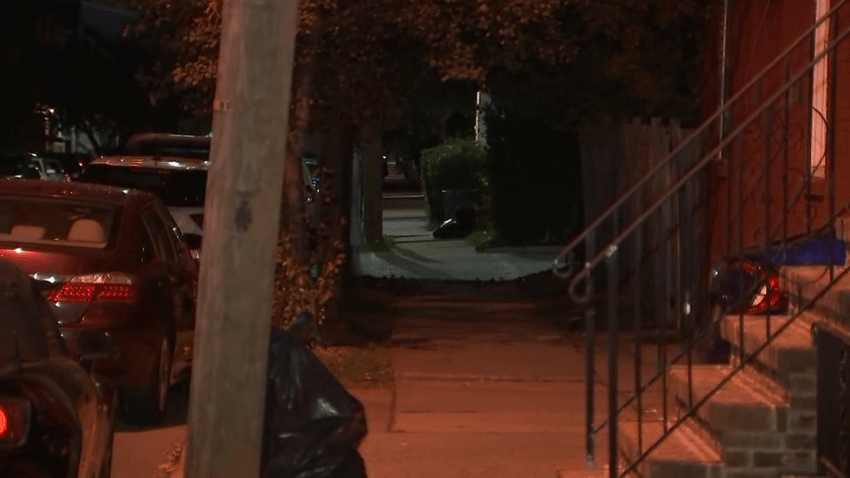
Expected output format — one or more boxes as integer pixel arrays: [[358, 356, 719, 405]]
[[552, 0, 848, 282], [620, 264, 850, 476], [567, 22, 850, 305], [558, 4, 850, 478]]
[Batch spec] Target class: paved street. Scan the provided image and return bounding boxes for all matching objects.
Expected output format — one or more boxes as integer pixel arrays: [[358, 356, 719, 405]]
[[111, 384, 189, 478], [113, 426, 184, 478]]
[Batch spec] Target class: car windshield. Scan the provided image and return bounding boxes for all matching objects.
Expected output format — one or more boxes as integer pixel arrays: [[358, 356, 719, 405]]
[[126, 138, 210, 160], [81, 165, 207, 207], [0, 197, 117, 249], [0, 262, 63, 363]]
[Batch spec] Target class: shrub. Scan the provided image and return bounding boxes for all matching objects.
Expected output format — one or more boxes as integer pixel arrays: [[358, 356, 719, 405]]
[[485, 111, 583, 244], [419, 137, 489, 224]]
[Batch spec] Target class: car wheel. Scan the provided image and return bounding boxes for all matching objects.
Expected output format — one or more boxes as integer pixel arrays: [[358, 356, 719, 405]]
[[99, 417, 115, 478], [122, 337, 171, 426]]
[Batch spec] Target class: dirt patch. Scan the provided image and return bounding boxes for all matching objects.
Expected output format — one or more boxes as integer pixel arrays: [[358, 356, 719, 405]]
[[313, 344, 393, 389]]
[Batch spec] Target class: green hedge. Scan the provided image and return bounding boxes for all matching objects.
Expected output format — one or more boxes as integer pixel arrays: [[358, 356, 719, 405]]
[[419, 138, 489, 224]]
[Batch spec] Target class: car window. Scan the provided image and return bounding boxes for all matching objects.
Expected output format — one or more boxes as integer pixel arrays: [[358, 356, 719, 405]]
[[44, 159, 63, 176], [155, 202, 190, 260], [0, 197, 117, 249], [81, 165, 207, 207], [141, 207, 177, 262]]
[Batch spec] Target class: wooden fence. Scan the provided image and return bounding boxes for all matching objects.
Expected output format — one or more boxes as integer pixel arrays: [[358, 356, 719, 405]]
[[579, 117, 709, 333]]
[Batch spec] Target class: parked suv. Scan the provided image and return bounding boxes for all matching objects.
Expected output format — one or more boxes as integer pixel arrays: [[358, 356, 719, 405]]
[[80, 149, 320, 259], [126, 133, 211, 160], [78, 155, 208, 258]]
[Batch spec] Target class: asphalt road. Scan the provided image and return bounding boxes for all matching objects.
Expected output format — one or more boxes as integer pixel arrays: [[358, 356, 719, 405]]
[[111, 383, 189, 478]]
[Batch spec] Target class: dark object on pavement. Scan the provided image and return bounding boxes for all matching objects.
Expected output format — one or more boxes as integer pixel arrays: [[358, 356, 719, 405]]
[[432, 218, 467, 239], [288, 310, 322, 348], [433, 205, 476, 239], [703, 259, 789, 364], [262, 326, 367, 478], [0, 179, 198, 426], [709, 259, 788, 315], [0, 259, 115, 478]]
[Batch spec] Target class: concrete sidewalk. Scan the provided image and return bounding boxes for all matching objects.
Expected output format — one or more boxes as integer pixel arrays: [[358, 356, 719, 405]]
[[354, 206, 562, 281], [164, 300, 667, 478], [359, 299, 636, 478]]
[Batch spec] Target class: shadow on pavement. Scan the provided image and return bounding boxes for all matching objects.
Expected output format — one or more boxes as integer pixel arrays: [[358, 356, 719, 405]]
[[116, 381, 190, 432]]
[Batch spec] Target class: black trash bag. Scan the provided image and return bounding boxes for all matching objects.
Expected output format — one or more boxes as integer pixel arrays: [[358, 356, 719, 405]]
[[262, 326, 368, 478], [432, 206, 475, 239]]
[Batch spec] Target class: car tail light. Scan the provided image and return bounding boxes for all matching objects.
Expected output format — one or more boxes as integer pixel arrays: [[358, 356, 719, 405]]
[[47, 273, 136, 303], [0, 398, 31, 449]]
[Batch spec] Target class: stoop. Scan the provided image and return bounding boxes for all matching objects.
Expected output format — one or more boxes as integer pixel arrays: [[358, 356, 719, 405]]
[[614, 262, 850, 478]]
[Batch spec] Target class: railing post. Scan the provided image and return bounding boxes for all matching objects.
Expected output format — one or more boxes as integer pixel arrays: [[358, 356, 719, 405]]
[[763, 104, 773, 340], [828, 8, 839, 282], [585, 230, 597, 469], [634, 227, 643, 455], [606, 248, 619, 478]]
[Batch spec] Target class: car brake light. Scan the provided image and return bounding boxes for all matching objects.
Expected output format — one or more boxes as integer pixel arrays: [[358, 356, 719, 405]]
[[0, 398, 31, 448], [47, 273, 136, 303]]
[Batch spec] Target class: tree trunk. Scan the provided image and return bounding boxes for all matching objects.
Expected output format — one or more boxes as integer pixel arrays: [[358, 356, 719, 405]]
[[314, 120, 352, 320], [80, 122, 102, 156], [360, 121, 383, 244]]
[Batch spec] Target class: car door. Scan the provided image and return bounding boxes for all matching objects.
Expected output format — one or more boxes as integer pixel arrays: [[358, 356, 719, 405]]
[[145, 202, 197, 374]]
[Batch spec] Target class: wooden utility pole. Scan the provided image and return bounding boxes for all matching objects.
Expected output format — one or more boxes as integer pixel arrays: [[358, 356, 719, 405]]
[[183, 0, 298, 476]]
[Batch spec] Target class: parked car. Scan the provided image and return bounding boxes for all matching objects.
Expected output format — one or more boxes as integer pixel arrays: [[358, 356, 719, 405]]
[[0, 179, 198, 424], [0, 258, 115, 477], [79, 152, 321, 259], [38, 152, 94, 180], [0, 153, 69, 181], [78, 155, 207, 259]]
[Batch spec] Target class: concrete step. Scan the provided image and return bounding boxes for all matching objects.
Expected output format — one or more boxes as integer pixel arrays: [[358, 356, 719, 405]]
[[619, 419, 722, 478], [719, 313, 816, 391], [718, 314, 820, 475], [556, 469, 611, 478], [780, 265, 850, 325], [668, 365, 787, 437]]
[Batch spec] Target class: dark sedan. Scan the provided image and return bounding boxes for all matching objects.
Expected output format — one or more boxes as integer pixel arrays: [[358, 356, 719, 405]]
[[0, 178, 197, 425], [0, 259, 114, 477]]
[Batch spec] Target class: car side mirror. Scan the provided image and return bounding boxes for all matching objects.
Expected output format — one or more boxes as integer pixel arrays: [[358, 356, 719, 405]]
[[183, 233, 202, 251]]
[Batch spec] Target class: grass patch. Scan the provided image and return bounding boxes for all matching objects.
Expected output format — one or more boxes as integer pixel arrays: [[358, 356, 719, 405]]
[[313, 344, 393, 389], [464, 229, 494, 251], [320, 282, 397, 345]]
